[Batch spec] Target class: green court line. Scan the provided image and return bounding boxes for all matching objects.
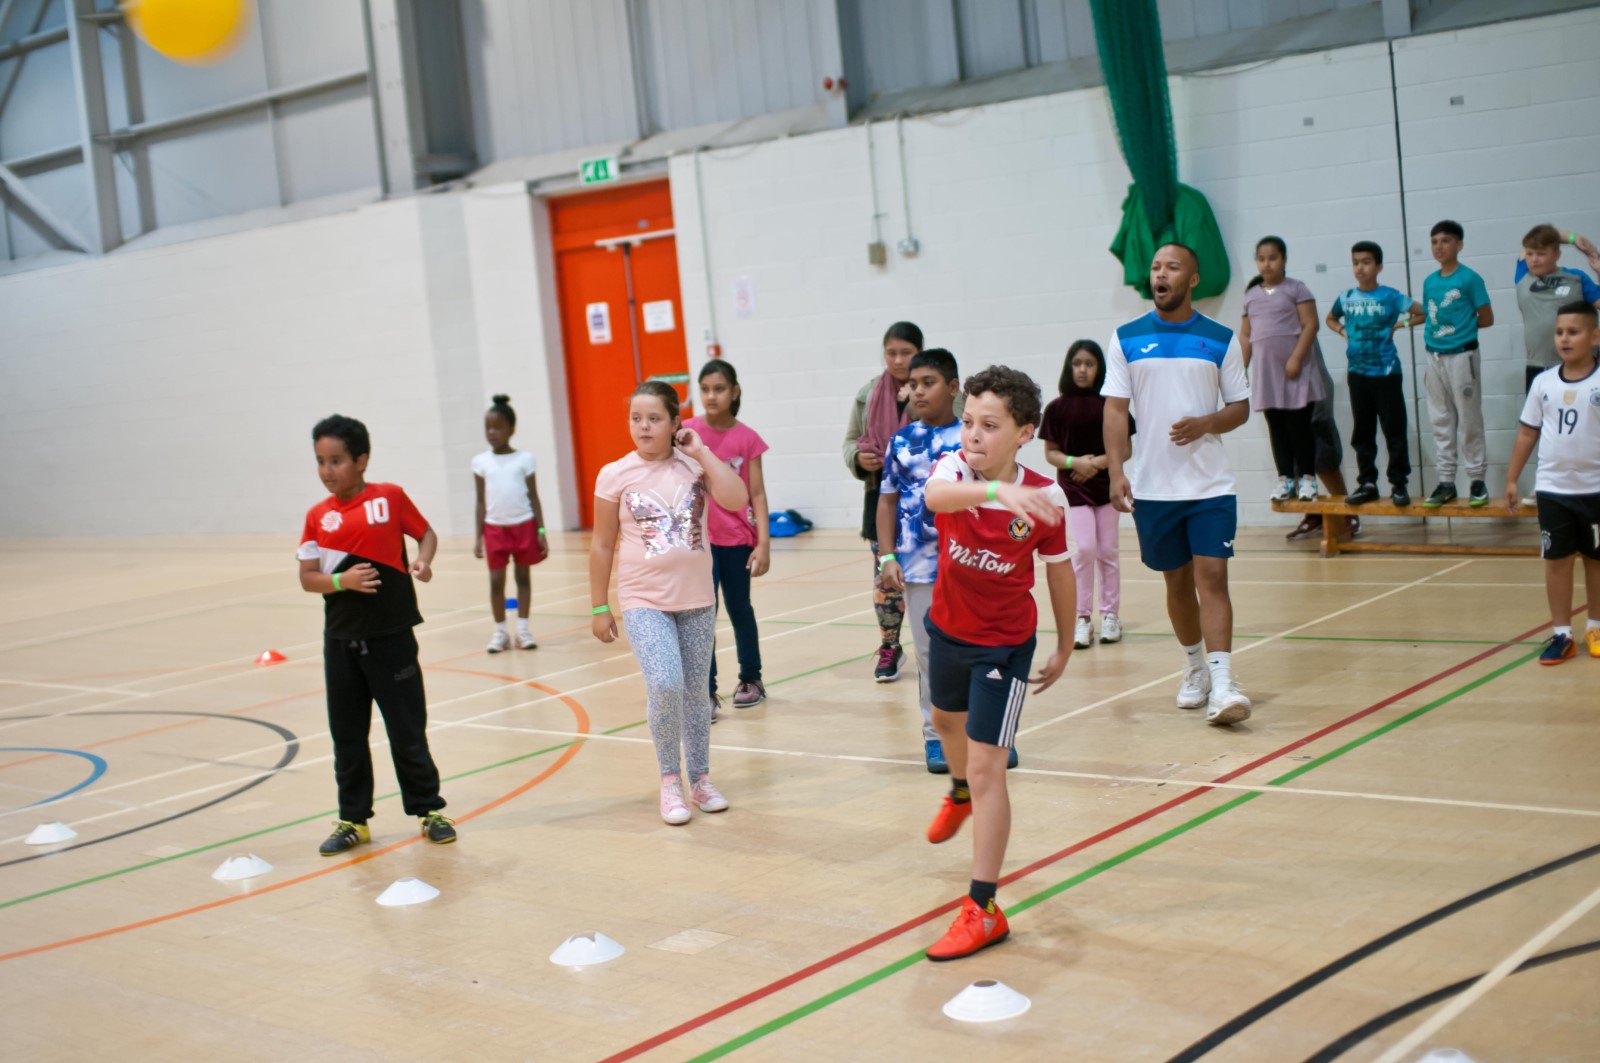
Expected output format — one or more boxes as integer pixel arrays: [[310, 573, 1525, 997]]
[[755, 619, 1540, 647], [685, 646, 1542, 1061]]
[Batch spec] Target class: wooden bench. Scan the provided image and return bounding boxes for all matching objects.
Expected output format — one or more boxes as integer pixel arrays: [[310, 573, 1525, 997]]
[[1270, 497, 1540, 558]]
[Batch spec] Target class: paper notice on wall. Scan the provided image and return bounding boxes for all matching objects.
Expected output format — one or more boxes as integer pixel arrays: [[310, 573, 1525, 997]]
[[586, 302, 612, 344], [732, 275, 756, 319], [642, 300, 676, 333]]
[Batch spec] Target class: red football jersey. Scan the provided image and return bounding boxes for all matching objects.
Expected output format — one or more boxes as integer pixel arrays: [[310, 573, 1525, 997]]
[[297, 483, 430, 639], [928, 452, 1072, 647]]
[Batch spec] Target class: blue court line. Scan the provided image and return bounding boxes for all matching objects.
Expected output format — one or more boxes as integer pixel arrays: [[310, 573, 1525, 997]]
[[1, 749, 109, 808]]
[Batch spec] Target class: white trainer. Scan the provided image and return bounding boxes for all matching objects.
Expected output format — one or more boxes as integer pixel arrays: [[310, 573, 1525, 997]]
[[659, 776, 691, 825], [516, 629, 538, 650], [1296, 475, 1318, 501], [1207, 682, 1253, 725], [690, 775, 729, 813], [1074, 617, 1094, 649], [486, 629, 511, 654], [1176, 666, 1211, 709], [1099, 614, 1122, 643], [1269, 476, 1294, 502]]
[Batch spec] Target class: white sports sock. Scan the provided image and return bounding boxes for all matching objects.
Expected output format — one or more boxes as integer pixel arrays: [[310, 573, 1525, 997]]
[[1554, 625, 1573, 638], [1206, 651, 1232, 691], [516, 615, 531, 633], [495, 620, 508, 634], [1587, 618, 1600, 632], [1182, 641, 1204, 671]]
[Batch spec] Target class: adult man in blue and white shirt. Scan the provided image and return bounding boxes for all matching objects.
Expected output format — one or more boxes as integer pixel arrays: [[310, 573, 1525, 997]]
[[1104, 243, 1253, 726]]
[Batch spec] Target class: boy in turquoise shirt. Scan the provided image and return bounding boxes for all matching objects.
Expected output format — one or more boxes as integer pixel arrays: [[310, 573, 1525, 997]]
[[1421, 220, 1494, 507]]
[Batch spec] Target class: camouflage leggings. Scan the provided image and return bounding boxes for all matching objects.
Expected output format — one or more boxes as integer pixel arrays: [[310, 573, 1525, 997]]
[[869, 540, 905, 648]]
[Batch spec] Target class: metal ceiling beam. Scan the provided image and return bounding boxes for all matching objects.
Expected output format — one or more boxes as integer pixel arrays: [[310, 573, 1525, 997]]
[[362, 0, 426, 195], [0, 159, 87, 251], [111, 19, 155, 236], [104, 68, 368, 143], [64, 0, 121, 252], [812, 0, 851, 128], [1, 142, 79, 174], [1383, 0, 1412, 37], [0, 0, 58, 119], [0, 24, 65, 60]]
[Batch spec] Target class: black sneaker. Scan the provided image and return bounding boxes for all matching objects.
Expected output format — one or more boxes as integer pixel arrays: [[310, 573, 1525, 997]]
[[1349, 515, 1362, 538], [874, 644, 904, 682], [1391, 485, 1411, 506], [1287, 515, 1323, 541], [420, 811, 456, 844], [1423, 483, 1456, 508], [319, 820, 370, 856], [1468, 480, 1489, 507], [1006, 745, 1019, 769], [1345, 483, 1380, 505]]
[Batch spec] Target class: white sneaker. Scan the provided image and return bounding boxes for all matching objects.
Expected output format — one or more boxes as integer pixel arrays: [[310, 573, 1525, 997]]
[[486, 629, 510, 654], [1099, 614, 1122, 643], [1207, 682, 1252, 725], [1176, 666, 1211, 709], [659, 777, 691, 825], [690, 775, 729, 813], [1269, 476, 1295, 502], [1296, 475, 1318, 501], [516, 628, 538, 650], [1074, 617, 1094, 649]]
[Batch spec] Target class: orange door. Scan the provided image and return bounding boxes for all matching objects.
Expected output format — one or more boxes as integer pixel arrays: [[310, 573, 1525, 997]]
[[550, 182, 689, 526]]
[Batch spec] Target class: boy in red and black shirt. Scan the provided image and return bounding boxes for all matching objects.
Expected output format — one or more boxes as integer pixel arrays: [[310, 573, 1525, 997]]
[[297, 414, 455, 855], [921, 366, 1075, 961]]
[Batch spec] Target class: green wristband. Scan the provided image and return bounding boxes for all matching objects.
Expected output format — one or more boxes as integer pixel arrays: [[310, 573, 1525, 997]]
[[986, 480, 999, 501], [591, 604, 610, 615], [538, 527, 546, 535], [1571, 232, 1579, 246], [331, 572, 343, 592], [879, 553, 896, 570], [1065, 455, 1074, 470]]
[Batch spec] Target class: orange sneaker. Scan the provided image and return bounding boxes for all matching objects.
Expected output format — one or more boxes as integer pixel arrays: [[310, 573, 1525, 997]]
[[926, 897, 1009, 961], [1588, 627, 1600, 659], [926, 795, 972, 843]]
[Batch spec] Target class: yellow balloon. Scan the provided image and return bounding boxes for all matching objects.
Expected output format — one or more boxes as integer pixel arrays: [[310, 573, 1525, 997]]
[[123, 0, 251, 65]]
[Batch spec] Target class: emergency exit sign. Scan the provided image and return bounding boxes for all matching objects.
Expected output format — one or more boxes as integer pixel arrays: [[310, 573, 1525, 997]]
[[580, 156, 618, 184]]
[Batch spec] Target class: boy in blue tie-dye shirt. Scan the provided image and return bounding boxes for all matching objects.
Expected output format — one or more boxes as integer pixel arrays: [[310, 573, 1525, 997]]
[[877, 348, 964, 773]]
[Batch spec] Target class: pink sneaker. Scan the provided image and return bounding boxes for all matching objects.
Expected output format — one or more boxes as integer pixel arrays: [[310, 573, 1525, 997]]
[[690, 775, 729, 813], [659, 776, 691, 825]]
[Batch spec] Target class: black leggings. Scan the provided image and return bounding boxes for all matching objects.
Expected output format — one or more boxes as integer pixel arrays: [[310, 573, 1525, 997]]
[[1263, 406, 1316, 479]]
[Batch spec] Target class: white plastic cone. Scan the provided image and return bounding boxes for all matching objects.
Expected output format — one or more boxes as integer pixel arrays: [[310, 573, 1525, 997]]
[[550, 931, 625, 967], [211, 854, 273, 881], [1418, 1052, 1478, 1063], [25, 822, 77, 845], [375, 877, 440, 907], [942, 979, 1031, 1023]]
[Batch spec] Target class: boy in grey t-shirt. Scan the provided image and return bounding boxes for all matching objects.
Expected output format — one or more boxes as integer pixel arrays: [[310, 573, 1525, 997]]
[[1515, 224, 1600, 391]]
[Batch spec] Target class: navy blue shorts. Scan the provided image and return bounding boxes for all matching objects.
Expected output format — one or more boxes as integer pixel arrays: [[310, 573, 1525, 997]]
[[925, 617, 1034, 748], [1131, 495, 1237, 571]]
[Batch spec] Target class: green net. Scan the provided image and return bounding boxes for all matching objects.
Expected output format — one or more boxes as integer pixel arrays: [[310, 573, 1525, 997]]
[[1090, 0, 1229, 299]]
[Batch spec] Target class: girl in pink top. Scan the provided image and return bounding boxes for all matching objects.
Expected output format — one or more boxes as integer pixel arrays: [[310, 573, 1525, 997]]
[[683, 359, 771, 711], [591, 381, 749, 826]]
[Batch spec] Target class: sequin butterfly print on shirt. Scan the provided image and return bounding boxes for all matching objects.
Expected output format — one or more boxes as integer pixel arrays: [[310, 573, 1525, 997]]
[[624, 482, 707, 558]]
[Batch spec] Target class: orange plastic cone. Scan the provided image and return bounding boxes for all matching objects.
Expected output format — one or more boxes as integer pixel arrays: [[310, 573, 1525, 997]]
[[256, 650, 287, 666]]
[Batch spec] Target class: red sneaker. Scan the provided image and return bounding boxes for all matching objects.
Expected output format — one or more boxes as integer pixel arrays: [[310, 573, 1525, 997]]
[[926, 897, 1009, 961], [926, 794, 972, 843]]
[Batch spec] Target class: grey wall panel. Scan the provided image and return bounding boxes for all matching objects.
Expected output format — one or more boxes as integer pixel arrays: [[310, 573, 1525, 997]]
[[853, 0, 959, 98], [133, 8, 271, 120], [1031, 0, 1096, 62], [275, 84, 381, 203], [5, 162, 86, 256], [145, 117, 279, 227], [257, 0, 367, 87], [0, 37, 76, 157], [956, 0, 1026, 78]]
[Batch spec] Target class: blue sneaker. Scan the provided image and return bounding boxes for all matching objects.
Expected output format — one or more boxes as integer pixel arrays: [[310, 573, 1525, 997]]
[[1007, 745, 1019, 769], [1539, 633, 1576, 666], [924, 739, 948, 774]]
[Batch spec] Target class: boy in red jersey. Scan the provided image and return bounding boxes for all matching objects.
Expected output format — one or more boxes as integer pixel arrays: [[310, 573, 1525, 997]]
[[297, 415, 456, 855], [921, 366, 1075, 961]]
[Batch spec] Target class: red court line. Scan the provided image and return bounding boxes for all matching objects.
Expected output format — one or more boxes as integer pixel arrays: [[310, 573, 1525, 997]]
[[599, 614, 1560, 1062], [0, 676, 590, 964]]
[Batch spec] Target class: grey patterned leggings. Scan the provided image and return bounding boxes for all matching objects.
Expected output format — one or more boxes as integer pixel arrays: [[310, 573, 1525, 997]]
[[623, 605, 717, 779]]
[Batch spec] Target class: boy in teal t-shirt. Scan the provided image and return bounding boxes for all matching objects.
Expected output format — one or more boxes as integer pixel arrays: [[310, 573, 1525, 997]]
[[1327, 240, 1423, 506], [1421, 219, 1494, 507]]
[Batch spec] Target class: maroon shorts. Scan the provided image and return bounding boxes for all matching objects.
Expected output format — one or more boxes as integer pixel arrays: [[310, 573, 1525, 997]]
[[484, 520, 545, 570]]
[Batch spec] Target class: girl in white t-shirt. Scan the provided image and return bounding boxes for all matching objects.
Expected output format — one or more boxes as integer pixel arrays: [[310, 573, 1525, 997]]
[[472, 395, 547, 652]]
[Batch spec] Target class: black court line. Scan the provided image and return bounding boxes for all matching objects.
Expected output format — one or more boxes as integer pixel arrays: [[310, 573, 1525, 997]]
[[1165, 842, 1600, 1061], [0, 711, 300, 869], [1303, 939, 1600, 1061]]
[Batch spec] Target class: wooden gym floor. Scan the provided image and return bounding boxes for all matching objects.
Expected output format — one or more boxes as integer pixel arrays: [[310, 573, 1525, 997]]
[[0, 528, 1595, 1062]]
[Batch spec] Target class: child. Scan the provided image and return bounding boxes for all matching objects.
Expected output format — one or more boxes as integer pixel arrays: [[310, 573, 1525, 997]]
[[683, 360, 771, 710], [876, 348, 964, 774], [296, 415, 455, 855], [1041, 340, 1124, 650], [1327, 241, 1423, 507], [1514, 225, 1600, 392], [590, 381, 749, 825], [471, 394, 548, 652], [921, 365, 1074, 962], [1504, 301, 1600, 664], [1241, 236, 1325, 505], [1421, 220, 1494, 508]]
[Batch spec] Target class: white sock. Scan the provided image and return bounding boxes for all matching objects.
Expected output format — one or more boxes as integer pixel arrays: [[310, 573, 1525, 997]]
[[1206, 651, 1232, 691], [495, 620, 508, 634], [1554, 625, 1573, 638], [1587, 619, 1600, 632], [516, 616, 531, 633], [1182, 641, 1204, 671]]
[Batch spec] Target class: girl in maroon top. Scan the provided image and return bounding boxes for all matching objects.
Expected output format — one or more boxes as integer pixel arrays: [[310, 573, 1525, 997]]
[[1040, 340, 1123, 650]]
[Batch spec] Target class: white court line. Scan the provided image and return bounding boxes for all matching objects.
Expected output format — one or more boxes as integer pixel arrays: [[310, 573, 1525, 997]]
[[1016, 559, 1475, 737], [453, 722, 1600, 820], [0, 678, 152, 697], [1370, 879, 1600, 1063], [0, 590, 279, 655], [0, 597, 875, 839]]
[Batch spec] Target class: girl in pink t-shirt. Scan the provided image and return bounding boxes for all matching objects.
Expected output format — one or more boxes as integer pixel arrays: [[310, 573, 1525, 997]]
[[683, 359, 771, 711], [591, 381, 749, 826]]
